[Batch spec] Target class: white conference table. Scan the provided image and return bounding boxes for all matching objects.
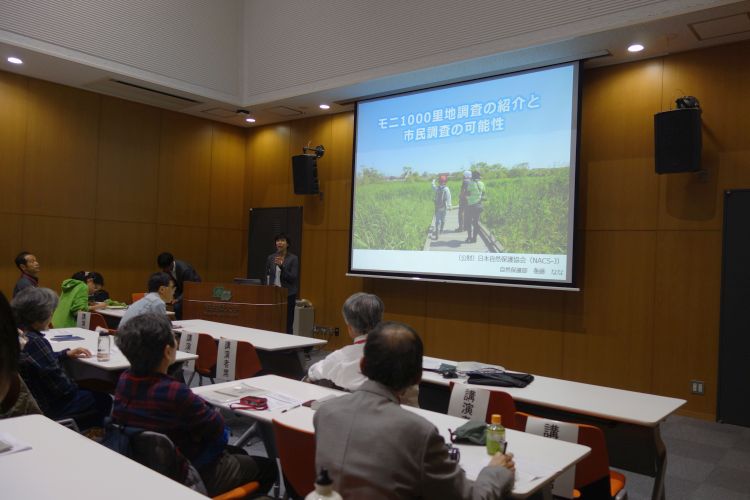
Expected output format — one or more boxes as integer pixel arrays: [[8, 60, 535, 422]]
[[421, 356, 686, 500], [98, 307, 175, 320], [0, 415, 206, 500], [173, 319, 327, 378], [173, 319, 325, 351], [47, 327, 197, 378], [194, 375, 590, 498]]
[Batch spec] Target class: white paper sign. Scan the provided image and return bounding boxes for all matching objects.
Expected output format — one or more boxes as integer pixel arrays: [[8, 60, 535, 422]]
[[524, 416, 580, 498], [215, 337, 239, 382], [178, 330, 198, 372], [447, 382, 490, 421], [76, 311, 91, 330]]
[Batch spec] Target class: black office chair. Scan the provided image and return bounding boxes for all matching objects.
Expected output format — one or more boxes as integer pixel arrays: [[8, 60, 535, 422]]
[[102, 423, 207, 494]]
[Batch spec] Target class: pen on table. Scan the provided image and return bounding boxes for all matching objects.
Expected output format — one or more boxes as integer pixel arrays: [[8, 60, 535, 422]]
[[502, 441, 508, 454], [281, 403, 303, 413]]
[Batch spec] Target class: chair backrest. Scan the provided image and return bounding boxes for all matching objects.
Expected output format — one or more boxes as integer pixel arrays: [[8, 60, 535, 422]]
[[88, 312, 109, 331], [131, 292, 146, 304], [448, 382, 518, 429], [272, 418, 316, 498], [234, 341, 263, 379], [102, 424, 207, 494], [516, 412, 612, 497], [196, 333, 218, 374]]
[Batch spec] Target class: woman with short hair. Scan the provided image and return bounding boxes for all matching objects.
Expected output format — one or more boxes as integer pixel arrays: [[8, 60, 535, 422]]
[[12, 287, 111, 428]]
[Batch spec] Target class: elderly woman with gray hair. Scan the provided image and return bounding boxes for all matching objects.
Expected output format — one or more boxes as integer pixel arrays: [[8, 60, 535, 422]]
[[12, 287, 111, 428]]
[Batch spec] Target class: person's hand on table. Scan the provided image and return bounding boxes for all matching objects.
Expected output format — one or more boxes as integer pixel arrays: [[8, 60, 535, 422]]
[[89, 302, 108, 311], [490, 452, 515, 472], [67, 347, 92, 358]]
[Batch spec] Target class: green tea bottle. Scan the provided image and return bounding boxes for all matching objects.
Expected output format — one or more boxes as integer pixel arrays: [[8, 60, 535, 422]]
[[486, 414, 505, 455]]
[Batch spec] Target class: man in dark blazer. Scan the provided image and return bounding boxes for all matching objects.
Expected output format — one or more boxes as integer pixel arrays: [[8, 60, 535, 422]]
[[314, 321, 515, 499], [265, 233, 298, 334], [157, 252, 201, 320]]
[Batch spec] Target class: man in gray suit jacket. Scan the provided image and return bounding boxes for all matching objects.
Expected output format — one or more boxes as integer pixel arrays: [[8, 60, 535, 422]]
[[314, 321, 514, 499]]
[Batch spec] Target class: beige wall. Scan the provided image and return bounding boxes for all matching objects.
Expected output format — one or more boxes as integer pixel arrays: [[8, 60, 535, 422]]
[[4, 39, 749, 419]]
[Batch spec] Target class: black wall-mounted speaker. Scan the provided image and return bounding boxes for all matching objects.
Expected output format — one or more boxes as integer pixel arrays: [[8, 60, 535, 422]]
[[292, 154, 319, 194], [654, 108, 702, 174]]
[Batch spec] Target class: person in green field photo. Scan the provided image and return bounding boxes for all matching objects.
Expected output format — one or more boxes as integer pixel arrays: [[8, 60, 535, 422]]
[[431, 174, 452, 240], [464, 170, 486, 243], [457, 170, 471, 233]]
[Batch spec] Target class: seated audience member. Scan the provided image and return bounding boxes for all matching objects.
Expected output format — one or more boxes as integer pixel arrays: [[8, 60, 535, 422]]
[[307, 292, 383, 390], [12, 287, 112, 426], [0, 291, 41, 418], [51, 271, 107, 328], [113, 313, 277, 497], [13, 251, 40, 298], [314, 321, 515, 499], [119, 272, 175, 328], [87, 271, 110, 303]]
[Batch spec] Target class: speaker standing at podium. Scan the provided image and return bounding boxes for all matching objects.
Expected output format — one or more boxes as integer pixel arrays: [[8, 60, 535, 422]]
[[265, 233, 298, 334]]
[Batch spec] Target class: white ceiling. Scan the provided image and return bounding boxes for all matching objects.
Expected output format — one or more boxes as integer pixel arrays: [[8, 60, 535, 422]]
[[1, 1, 749, 128]]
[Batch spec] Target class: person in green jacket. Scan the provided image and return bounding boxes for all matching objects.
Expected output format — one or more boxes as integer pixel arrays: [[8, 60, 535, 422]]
[[465, 171, 486, 243], [51, 271, 107, 328]]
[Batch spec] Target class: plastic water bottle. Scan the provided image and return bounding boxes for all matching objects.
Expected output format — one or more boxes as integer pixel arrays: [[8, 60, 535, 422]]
[[97, 329, 111, 362], [304, 468, 342, 500], [486, 413, 505, 455]]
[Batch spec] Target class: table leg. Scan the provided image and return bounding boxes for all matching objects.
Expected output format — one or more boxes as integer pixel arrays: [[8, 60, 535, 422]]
[[651, 425, 667, 500]]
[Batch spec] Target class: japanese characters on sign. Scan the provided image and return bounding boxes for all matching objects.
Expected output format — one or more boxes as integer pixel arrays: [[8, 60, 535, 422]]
[[377, 94, 542, 143]]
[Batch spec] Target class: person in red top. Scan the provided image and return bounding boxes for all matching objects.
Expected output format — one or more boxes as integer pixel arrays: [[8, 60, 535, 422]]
[[112, 313, 276, 497]]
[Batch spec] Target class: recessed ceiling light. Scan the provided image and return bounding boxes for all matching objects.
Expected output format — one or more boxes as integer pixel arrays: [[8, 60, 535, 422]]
[[627, 44, 644, 53], [319, 104, 330, 110], [7, 56, 23, 64], [245, 117, 256, 123]]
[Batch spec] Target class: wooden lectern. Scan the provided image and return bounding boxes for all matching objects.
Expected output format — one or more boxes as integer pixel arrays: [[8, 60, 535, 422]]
[[182, 282, 287, 333]]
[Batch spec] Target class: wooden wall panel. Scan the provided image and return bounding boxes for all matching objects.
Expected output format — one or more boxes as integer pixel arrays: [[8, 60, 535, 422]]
[[487, 287, 565, 377], [367, 278, 427, 343], [0, 71, 27, 214], [580, 61, 661, 231], [717, 151, 750, 192], [93, 220, 157, 302], [209, 124, 246, 230], [583, 157, 659, 231], [0, 214, 23, 299], [583, 61, 663, 162], [247, 125, 292, 207], [21, 216, 96, 294], [24, 80, 99, 218], [562, 231, 655, 392], [157, 112, 212, 227], [658, 41, 750, 231], [290, 116, 331, 230], [321, 229, 364, 350], [652, 230, 721, 418], [299, 229, 328, 316], [328, 113, 355, 231], [205, 228, 244, 282], [97, 97, 161, 223], [155, 224, 209, 278], [422, 283, 490, 362]]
